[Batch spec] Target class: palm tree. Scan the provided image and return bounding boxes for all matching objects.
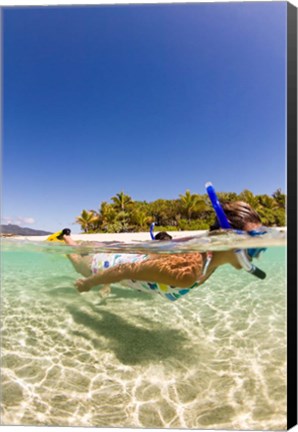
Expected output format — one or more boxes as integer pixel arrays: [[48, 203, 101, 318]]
[[111, 192, 133, 211], [75, 209, 99, 233], [216, 192, 239, 203], [238, 189, 259, 208], [272, 188, 286, 208], [130, 208, 153, 231], [257, 194, 277, 210], [179, 190, 206, 221], [98, 202, 117, 232]]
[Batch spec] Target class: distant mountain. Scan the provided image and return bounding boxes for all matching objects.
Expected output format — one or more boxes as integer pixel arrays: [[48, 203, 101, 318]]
[[1, 224, 52, 236]]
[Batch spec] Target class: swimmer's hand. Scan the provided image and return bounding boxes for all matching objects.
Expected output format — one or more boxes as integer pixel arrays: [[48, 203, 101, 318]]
[[75, 278, 92, 293], [75, 277, 111, 297]]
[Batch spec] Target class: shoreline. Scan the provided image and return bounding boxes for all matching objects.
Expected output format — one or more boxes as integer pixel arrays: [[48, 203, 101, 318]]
[[11, 227, 286, 243], [18, 230, 208, 243]]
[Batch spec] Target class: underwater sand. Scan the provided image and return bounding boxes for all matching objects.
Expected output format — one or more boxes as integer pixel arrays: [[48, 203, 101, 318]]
[[1, 235, 286, 429]]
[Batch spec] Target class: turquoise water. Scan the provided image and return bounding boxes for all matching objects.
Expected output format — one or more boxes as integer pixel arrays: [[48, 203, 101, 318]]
[[1, 237, 286, 429]]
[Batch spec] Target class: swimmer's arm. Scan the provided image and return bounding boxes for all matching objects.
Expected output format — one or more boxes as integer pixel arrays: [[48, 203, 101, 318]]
[[76, 256, 201, 291]]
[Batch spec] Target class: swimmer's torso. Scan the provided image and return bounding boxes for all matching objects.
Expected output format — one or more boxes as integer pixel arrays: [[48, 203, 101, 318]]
[[91, 253, 205, 301]]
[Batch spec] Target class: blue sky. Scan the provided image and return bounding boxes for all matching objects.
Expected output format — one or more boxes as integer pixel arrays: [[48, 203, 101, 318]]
[[2, 2, 287, 233]]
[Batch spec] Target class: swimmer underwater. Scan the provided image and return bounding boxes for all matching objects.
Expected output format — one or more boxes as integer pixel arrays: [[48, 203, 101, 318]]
[[59, 184, 268, 302]]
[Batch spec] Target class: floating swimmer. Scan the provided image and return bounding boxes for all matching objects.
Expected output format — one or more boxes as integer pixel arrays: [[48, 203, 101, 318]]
[[150, 223, 173, 241], [60, 183, 268, 302], [47, 228, 71, 242]]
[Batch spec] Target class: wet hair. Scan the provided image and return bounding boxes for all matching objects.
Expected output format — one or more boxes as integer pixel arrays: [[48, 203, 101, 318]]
[[209, 201, 262, 231], [154, 231, 173, 240]]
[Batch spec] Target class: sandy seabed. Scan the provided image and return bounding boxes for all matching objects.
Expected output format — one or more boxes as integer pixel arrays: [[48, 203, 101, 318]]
[[2, 230, 287, 430]]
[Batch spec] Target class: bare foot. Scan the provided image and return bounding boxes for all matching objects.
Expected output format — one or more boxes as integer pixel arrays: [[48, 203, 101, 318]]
[[75, 278, 92, 292], [99, 284, 111, 298]]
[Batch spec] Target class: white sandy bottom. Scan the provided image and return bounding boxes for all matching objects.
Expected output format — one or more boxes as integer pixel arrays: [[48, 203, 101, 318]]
[[2, 249, 286, 429]]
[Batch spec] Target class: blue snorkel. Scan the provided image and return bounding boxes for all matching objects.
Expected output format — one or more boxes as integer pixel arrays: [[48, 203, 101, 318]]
[[150, 222, 156, 240], [206, 182, 266, 280], [205, 183, 233, 230]]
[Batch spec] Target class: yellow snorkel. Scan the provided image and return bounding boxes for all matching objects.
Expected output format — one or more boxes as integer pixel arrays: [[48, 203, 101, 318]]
[[47, 228, 71, 242]]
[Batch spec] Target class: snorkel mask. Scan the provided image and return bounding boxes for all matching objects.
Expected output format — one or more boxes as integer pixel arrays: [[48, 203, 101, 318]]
[[206, 182, 267, 279], [246, 230, 267, 258]]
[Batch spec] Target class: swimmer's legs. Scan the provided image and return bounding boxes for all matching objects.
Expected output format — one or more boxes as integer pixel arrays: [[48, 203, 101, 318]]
[[63, 235, 92, 277], [63, 234, 111, 296]]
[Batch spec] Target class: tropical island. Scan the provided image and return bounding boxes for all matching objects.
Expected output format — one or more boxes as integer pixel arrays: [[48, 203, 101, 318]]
[[75, 188, 286, 234]]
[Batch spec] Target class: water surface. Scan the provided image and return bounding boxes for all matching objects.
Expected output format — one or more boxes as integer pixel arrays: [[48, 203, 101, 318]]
[[1, 233, 287, 429]]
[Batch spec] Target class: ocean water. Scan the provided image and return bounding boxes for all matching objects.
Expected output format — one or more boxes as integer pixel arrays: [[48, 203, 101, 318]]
[[1, 235, 287, 430]]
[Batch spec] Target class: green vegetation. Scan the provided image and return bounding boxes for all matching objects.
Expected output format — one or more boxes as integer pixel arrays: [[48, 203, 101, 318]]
[[75, 189, 286, 233]]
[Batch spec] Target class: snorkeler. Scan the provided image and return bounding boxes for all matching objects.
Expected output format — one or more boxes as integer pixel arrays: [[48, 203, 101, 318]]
[[150, 223, 173, 241], [62, 191, 267, 302], [153, 231, 173, 240]]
